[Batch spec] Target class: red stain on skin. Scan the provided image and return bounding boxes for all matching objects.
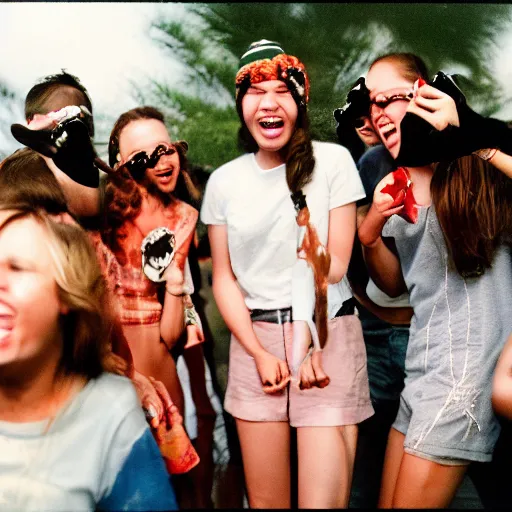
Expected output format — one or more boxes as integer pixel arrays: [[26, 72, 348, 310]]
[[381, 167, 419, 224]]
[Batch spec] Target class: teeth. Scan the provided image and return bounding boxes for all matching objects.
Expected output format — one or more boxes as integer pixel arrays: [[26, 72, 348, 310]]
[[380, 123, 395, 135], [260, 117, 282, 123], [0, 328, 10, 341]]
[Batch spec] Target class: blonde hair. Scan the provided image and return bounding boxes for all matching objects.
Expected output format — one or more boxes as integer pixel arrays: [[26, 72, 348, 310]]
[[0, 207, 120, 378]]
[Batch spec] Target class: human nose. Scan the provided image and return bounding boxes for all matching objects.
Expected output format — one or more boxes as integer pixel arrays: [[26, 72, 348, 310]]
[[259, 91, 279, 111]]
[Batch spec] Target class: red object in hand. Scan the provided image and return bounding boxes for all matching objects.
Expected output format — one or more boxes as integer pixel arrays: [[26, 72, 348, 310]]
[[381, 167, 419, 223]]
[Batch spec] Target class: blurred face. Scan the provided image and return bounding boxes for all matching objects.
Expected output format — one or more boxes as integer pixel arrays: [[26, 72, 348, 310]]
[[119, 119, 180, 195], [242, 80, 298, 159], [0, 215, 65, 371], [354, 116, 380, 147], [366, 60, 415, 158]]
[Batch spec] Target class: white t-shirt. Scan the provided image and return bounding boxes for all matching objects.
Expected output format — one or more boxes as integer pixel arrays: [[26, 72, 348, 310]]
[[366, 278, 411, 308], [0, 373, 177, 511], [201, 141, 365, 315]]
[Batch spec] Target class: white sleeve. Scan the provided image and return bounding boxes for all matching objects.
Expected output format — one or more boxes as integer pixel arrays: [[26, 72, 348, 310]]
[[328, 145, 366, 210], [200, 170, 227, 225]]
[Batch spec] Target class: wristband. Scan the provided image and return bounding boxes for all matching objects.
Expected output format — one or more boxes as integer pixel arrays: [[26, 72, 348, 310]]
[[473, 148, 498, 161]]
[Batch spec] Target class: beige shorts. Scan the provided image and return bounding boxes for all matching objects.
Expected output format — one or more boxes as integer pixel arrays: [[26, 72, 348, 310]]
[[224, 314, 374, 427]]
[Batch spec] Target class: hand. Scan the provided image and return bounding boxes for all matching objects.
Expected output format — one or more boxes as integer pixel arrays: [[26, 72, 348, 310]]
[[253, 350, 291, 394], [163, 259, 185, 295], [132, 371, 182, 429], [149, 376, 183, 430], [373, 173, 406, 218], [297, 349, 330, 390], [407, 82, 460, 131]]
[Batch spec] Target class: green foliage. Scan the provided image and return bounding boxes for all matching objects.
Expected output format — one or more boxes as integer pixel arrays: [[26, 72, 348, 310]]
[[149, 3, 512, 168]]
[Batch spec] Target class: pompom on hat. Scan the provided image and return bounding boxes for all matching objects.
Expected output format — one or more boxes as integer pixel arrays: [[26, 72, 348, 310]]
[[235, 39, 310, 109]]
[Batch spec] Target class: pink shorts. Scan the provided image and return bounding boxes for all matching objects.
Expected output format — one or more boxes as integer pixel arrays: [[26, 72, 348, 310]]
[[224, 314, 374, 427]]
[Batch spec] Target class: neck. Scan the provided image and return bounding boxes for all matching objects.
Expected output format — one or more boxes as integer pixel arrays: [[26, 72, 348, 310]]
[[255, 149, 286, 170], [0, 332, 81, 422]]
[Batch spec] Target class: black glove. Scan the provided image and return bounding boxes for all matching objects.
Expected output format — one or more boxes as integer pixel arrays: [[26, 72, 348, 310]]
[[11, 108, 99, 188], [396, 71, 512, 166]]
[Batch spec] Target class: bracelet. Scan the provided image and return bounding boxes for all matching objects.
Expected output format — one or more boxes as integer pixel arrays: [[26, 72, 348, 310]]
[[473, 148, 498, 161]]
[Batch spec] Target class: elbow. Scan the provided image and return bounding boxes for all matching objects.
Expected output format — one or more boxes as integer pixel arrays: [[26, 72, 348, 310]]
[[492, 379, 512, 421]]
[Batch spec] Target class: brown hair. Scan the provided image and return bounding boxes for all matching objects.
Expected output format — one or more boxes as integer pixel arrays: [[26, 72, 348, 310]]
[[431, 155, 512, 277], [0, 207, 115, 379], [0, 148, 69, 214], [25, 71, 94, 137], [369, 52, 430, 83], [104, 106, 199, 257]]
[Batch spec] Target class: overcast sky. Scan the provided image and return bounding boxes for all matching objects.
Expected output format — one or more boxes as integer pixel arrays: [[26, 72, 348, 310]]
[[1, 2, 512, 155]]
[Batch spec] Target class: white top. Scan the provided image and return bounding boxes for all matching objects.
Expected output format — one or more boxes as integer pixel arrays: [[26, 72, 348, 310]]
[[201, 141, 365, 315], [366, 278, 411, 308], [0, 373, 176, 511]]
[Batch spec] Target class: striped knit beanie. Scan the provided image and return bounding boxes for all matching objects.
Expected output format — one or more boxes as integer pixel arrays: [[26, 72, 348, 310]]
[[235, 39, 310, 110]]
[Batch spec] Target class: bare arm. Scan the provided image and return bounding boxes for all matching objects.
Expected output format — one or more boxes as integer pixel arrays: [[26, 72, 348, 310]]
[[492, 333, 512, 420], [209, 224, 266, 358], [209, 224, 290, 393], [358, 193, 407, 298], [44, 157, 101, 217], [486, 150, 512, 179], [327, 202, 357, 284]]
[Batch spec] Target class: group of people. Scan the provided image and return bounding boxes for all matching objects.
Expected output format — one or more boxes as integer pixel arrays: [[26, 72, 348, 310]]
[[0, 37, 511, 511]]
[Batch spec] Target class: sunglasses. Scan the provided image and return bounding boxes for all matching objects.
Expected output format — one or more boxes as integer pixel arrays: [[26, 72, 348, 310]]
[[369, 90, 414, 113], [353, 117, 367, 129], [124, 143, 176, 180]]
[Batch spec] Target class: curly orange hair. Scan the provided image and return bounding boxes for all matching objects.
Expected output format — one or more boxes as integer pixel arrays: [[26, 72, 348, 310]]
[[235, 54, 310, 102]]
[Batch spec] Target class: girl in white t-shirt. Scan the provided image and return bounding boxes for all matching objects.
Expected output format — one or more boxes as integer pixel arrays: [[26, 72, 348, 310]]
[[201, 39, 373, 508]]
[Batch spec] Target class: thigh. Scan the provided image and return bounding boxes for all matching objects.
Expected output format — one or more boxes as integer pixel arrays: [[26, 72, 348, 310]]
[[378, 427, 406, 508], [236, 419, 291, 509], [297, 425, 358, 509], [392, 452, 468, 508]]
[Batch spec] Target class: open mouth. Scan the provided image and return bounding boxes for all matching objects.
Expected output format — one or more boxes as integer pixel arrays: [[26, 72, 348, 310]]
[[155, 169, 174, 179], [259, 117, 284, 129], [379, 122, 397, 141], [0, 316, 13, 344]]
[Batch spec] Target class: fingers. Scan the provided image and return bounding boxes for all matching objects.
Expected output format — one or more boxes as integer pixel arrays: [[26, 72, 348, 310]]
[[298, 355, 316, 390], [149, 377, 179, 429], [383, 205, 405, 218], [414, 83, 445, 100], [262, 375, 291, 394], [311, 351, 330, 388]]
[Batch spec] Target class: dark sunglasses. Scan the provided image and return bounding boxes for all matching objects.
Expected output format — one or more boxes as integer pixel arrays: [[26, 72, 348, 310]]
[[353, 117, 367, 129], [124, 143, 176, 180], [370, 91, 414, 112]]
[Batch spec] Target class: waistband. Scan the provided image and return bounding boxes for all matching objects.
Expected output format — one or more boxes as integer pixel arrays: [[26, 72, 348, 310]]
[[250, 298, 356, 324]]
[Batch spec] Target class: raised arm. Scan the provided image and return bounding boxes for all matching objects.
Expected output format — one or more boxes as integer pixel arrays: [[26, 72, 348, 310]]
[[44, 157, 101, 217], [209, 224, 290, 393], [358, 173, 407, 297]]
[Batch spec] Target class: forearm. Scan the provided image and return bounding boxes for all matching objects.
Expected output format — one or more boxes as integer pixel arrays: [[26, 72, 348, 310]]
[[48, 160, 101, 217], [160, 291, 185, 348], [488, 150, 512, 179], [349, 279, 412, 325], [212, 277, 265, 359], [360, 237, 406, 298]]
